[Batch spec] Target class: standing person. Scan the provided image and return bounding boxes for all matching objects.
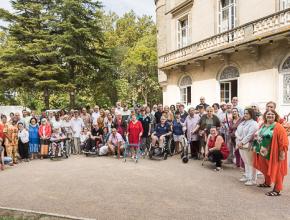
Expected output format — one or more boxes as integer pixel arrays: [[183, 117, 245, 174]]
[[228, 108, 243, 168], [70, 111, 84, 154], [232, 97, 243, 117], [81, 108, 92, 130], [179, 104, 188, 122], [253, 110, 288, 196], [113, 113, 127, 139], [235, 108, 259, 186], [172, 111, 185, 154], [154, 104, 163, 125], [185, 107, 201, 159], [139, 108, 151, 152], [91, 105, 100, 125], [115, 101, 123, 115], [127, 113, 143, 158], [195, 97, 209, 110], [61, 115, 73, 156], [21, 109, 31, 129], [3, 118, 19, 164], [39, 118, 52, 159], [121, 104, 131, 122], [151, 104, 158, 116], [18, 122, 29, 162], [28, 118, 40, 160], [212, 103, 221, 115], [170, 105, 176, 116], [163, 105, 174, 122], [52, 114, 62, 130], [104, 113, 114, 134]]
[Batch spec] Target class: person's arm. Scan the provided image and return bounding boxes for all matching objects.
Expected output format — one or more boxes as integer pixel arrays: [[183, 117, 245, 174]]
[[277, 124, 289, 161], [191, 124, 200, 134], [139, 122, 143, 139], [205, 135, 210, 157], [241, 122, 258, 145]]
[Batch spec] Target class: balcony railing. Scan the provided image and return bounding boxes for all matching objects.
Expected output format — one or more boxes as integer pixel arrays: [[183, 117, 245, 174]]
[[159, 8, 290, 69]]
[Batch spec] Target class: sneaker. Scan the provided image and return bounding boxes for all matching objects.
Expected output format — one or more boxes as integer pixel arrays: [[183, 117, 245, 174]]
[[245, 180, 256, 186], [239, 177, 248, 182], [214, 167, 222, 172]]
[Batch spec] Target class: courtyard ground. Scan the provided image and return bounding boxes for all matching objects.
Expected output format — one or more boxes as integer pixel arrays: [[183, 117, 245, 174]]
[[0, 156, 289, 220]]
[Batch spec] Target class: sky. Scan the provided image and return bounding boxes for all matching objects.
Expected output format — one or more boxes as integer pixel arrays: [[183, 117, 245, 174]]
[[0, 0, 156, 18]]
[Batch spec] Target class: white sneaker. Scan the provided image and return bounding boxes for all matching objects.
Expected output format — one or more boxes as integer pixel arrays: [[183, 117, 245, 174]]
[[245, 180, 256, 186], [239, 177, 248, 182]]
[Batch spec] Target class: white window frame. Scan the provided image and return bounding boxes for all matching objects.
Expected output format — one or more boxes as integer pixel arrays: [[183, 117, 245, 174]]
[[177, 15, 189, 49], [280, 0, 290, 10], [218, 0, 237, 33], [179, 75, 192, 105], [220, 81, 231, 103]]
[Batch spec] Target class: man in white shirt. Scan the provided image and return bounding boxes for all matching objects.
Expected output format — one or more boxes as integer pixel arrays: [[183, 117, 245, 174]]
[[91, 105, 100, 125], [107, 128, 124, 158], [70, 111, 84, 154], [232, 97, 244, 117], [115, 101, 123, 116]]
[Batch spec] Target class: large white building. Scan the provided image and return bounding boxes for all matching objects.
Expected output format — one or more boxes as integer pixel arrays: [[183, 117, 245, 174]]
[[156, 0, 290, 116]]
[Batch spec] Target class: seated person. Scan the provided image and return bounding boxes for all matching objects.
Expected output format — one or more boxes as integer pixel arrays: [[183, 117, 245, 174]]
[[172, 111, 185, 153], [151, 116, 172, 148], [83, 124, 103, 152], [50, 128, 66, 157], [107, 128, 124, 158], [204, 126, 229, 171], [80, 128, 91, 151]]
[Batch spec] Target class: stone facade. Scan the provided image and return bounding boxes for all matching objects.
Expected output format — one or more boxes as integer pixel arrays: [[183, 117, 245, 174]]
[[156, 0, 290, 116]]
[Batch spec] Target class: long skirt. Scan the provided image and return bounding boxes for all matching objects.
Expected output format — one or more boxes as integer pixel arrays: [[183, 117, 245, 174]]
[[40, 139, 50, 156]]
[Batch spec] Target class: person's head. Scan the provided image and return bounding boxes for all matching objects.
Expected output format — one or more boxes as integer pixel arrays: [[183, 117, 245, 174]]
[[266, 101, 276, 112], [116, 113, 122, 120], [103, 127, 108, 134], [209, 126, 218, 136], [175, 111, 181, 119], [82, 108, 87, 114], [9, 112, 14, 118], [123, 104, 128, 111], [18, 122, 24, 130], [41, 111, 46, 117], [220, 102, 227, 111], [131, 112, 137, 121], [232, 97, 239, 106], [232, 108, 240, 118], [263, 110, 279, 124], [157, 104, 163, 112], [12, 117, 18, 125], [116, 101, 122, 109], [164, 105, 169, 113], [206, 106, 214, 117], [53, 127, 60, 134], [107, 113, 113, 120], [243, 108, 255, 120], [198, 105, 205, 113], [83, 127, 89, 134], [188, 107, 195, 116], [30, 117, 37, 125], [111, 107, 116, 115], [63, 114, 69, 122], [170, 105, 175, 112], [74, 110, 79, 118], [140, 107, 146, 116], [145, 106, 150, 114], [226, 103, 233, 112], [212, 103, 220, 111], [1, 115, 7, 124], [160, 116, 166, 124], [15, 112, 20, 121], [55, 114, 60, 121], [111, 128, 117, 136], [251, 103, 259, 112], [200, 96, 205, 104], [41, 118, 47, 125], [152, 104, 157, 112], [179, 104, 185, 112], [100, 109, 105, 117], [22, 109, 27, 117], [94, 105, 99, 113], [48, 111, 53, 117]]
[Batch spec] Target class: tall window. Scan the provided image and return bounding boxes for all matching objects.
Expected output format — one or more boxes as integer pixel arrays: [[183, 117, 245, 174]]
[[281, 56, 290, 104], [179, 75, 192, 105], [219, 66, 239, 103], [177, 16, 189, 48], [218, 0, 237, 33], [280, 0, 290, 10]]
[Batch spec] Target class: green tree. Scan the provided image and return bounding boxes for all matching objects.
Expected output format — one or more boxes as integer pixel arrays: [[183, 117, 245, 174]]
[[0, 0, 67, 109]]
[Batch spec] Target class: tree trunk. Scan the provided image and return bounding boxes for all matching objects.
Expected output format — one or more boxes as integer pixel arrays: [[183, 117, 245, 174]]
[[69, 91, 75, 109], [43, 88, 49, 110]]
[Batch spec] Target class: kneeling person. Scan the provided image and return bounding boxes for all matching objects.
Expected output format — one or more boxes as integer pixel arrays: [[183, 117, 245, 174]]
[[108, 128, 124, 158]]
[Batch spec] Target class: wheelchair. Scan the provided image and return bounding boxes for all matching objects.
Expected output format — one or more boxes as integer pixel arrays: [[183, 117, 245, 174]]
[[148, 134, 174, 160]]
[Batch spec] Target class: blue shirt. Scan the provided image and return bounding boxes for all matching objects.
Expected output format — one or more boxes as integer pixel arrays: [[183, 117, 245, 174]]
[[154, 123, 171, 137], [172, 120, 183, 135]]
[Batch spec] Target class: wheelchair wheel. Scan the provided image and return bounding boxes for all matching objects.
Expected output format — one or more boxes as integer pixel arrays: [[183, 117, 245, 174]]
[[148, 145, 153, 159], [167, 137, 175, 156], [163, 152, 168, 160]]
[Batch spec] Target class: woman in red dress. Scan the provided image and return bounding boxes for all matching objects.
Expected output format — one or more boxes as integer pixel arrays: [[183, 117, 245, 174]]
[[127, 113, 143, 158]]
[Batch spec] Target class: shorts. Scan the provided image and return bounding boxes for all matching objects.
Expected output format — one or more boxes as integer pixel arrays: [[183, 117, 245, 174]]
[[173, 134, 183, 142]]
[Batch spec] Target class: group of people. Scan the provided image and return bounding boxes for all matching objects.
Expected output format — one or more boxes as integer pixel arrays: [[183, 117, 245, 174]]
[[0, 97, 289, 196]]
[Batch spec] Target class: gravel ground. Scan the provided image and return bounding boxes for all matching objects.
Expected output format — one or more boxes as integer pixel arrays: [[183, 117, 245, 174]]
[[0, 155, 289, 220]]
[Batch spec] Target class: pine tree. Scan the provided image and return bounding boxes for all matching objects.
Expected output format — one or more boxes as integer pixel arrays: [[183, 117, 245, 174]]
[[0, 0, 67, 109]]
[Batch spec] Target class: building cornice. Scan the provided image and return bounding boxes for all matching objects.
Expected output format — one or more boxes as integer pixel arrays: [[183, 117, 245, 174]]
[[165, 0, 194, 15]]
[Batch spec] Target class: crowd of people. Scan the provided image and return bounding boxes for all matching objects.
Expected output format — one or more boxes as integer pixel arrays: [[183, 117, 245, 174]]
[[0, 97, 289, 196]]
